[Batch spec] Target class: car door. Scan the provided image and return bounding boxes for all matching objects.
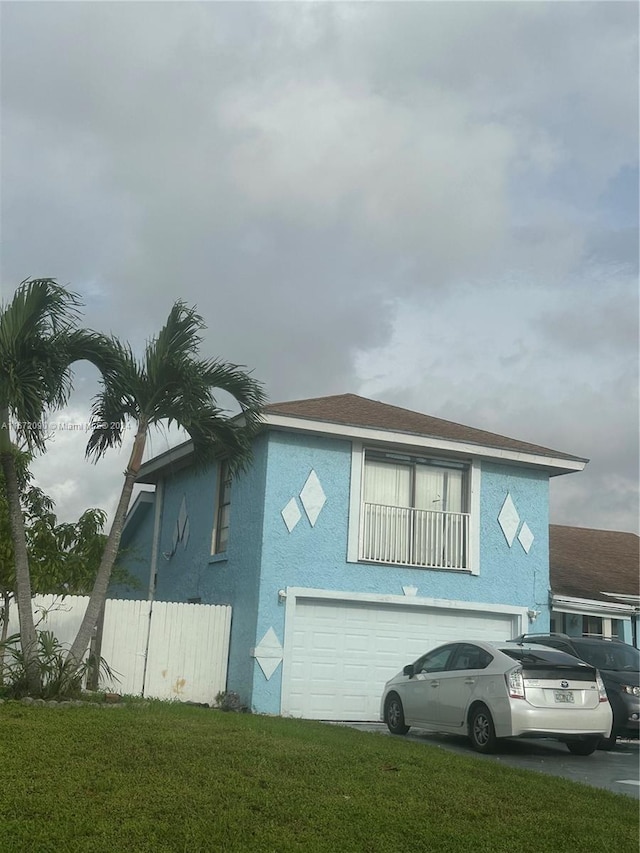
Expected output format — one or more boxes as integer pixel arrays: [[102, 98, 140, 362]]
[[436, 644, 494, 728], [402, 644, 458, 725]]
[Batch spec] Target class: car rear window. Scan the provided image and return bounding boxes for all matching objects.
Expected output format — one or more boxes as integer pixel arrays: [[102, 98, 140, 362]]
[[500, 647, 595, 680], [500, 647, 589, 668], [571, 641, 640, 673]]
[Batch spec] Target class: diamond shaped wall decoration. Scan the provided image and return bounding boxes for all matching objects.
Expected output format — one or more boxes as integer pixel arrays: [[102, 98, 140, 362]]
[[300, 470, 326, 527], [281, 498, 301, 533], [254, 627, 283, 680], [518, 522, 534, 554], [498, 493, 520, 547]]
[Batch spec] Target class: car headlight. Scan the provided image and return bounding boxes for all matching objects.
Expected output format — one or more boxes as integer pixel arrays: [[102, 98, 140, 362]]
[[621, 684, 640, 697]]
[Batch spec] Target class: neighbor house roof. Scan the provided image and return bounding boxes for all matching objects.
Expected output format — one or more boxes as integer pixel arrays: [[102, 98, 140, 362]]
[[550, 525, 640, 604], [264, 393, 586, 463]]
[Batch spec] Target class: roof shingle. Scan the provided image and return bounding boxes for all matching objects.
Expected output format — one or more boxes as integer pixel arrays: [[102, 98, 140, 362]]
[[550, 525, 640, 602], [264, 393, 585, 462]]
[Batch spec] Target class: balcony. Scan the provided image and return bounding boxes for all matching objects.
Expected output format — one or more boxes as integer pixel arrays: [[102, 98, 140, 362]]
[[359, 502, 470, 570]]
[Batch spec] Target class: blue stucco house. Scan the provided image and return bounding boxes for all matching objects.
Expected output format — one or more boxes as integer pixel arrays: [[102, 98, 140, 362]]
[[116, 393, 589, 720]]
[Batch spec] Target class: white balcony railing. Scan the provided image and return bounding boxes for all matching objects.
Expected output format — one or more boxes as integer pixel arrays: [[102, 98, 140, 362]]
[[359, 502, 470, 570]]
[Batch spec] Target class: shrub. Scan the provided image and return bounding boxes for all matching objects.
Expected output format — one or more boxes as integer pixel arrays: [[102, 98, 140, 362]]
[[214, 690, 247, 712], [0, 630, 118, 699]]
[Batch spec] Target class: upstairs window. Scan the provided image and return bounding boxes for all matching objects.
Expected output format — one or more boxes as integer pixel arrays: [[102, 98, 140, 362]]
[[212, 461, 231, 554], [363, 453, 466, 514], [360, 451, 470, 569]]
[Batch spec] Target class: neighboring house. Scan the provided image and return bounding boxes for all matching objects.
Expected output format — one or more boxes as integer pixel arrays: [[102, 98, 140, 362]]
[[549, 525, 640, 649], [115, 393, 588, 720]]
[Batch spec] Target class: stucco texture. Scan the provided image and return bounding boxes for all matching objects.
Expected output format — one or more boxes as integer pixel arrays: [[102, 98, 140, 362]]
[[250, 434, 551, 714]]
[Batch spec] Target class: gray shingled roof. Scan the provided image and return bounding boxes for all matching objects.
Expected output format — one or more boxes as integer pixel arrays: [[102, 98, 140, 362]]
[[550, 525, 640, 602], [265, 393, 586, 462], [137, 392, 586, 483]]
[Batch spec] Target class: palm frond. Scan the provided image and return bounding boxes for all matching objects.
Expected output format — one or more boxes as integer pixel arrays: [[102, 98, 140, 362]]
[[144, 302, 205, 391], [85, 340, 141, 461], [0, 280, 101, 453], [0, 279, 81, 345], [61, 330, 123, 379]]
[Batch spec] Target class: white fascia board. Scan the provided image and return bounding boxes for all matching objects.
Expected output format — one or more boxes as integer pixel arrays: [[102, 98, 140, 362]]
[[551, 594, 636, 616], [601, 592, 640, 604], [136, 441, 194, 483], [283, 586, 529, 617], [121, 488, 155, 534], [263, 414, 586, 474]]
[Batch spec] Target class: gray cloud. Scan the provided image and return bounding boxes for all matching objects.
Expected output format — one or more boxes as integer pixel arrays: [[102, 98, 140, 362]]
[[2, 2, 637, 532]]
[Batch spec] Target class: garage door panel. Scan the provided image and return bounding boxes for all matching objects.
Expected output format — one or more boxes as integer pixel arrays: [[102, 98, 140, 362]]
[[343, 663, 369, 682], [343, 634, 369, 653], [284, 598, 517, 721], [310, 661, 338, 679]]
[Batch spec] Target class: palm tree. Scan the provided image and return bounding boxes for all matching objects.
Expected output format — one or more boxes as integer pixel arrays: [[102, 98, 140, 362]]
[[0, 279, 116, 694], [66, 301, 266, 668]]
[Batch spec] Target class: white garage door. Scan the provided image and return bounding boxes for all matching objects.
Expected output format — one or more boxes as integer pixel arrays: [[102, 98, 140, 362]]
[[283, 598, 518, 721]]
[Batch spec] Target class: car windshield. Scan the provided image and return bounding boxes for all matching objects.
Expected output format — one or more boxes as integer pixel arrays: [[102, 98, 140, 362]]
[[572, 642, 640, 672]]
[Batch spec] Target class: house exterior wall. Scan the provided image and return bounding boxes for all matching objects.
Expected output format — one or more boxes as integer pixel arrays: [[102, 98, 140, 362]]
[[116, 435, 269, 704], [115, 429, 553, 713], [111, 498, 155, 600], [249, 432, 551, 714]]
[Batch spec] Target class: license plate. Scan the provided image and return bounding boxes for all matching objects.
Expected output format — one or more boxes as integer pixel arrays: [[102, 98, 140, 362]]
[[554, 690, 574, 703]]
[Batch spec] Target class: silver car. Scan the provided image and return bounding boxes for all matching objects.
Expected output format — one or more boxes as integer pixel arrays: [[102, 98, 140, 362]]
[[380, 640, 612, 755]]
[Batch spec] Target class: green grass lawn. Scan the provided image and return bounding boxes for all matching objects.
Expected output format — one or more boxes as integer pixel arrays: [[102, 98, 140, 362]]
[[0, 702, 637, 853]]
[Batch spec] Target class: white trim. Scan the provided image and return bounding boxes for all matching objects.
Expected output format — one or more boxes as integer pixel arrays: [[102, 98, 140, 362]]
[[601, 592, 640, 604], [551, 594, 636, 617], [137, 442, 194, 483], [346, 445, 479, 573], [148, 480, 164, 602], [121, 489, 154, 535], [346, 441, 363, 562], [469, 461, 481, 575], [264, 413, 586, 474], [280, 586, 528, 716], [283, 586, 529, 615]]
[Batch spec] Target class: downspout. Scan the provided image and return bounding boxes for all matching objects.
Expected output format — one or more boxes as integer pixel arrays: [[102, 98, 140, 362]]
[[141, 478, 164, 697], [148, 478, 164, 602]]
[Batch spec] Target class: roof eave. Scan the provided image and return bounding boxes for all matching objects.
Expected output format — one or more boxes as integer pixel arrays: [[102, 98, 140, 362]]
[[551, 593, 638, 615], [136, 441, 195, 484], [135, 411, 587, 481], [263, 413, 587, 475]]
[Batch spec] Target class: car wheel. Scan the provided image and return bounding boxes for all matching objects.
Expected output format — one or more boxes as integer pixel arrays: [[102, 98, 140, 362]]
[[566, 737, 600, 756], [384, 694, 409, 735], [469, 704, 497, 753]]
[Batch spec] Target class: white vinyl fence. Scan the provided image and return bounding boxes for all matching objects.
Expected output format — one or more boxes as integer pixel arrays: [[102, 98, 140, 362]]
[[7, 595, 232, 705]]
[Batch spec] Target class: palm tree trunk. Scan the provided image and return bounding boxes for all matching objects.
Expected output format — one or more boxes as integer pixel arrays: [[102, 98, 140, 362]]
[[0, 408, 40, 695], [0, 590, 11, 683], [66, 421, 148, 668]]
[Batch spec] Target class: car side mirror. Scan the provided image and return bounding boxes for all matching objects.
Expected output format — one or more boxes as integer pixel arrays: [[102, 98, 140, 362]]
[[403, 664, 414, 677]]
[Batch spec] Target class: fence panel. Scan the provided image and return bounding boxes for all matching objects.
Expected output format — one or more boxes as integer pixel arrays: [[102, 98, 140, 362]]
[[7, 595, 90, 648], [100, 598, 151, 695], [144, 601, 232, 704], [5, 596, 231, 705]]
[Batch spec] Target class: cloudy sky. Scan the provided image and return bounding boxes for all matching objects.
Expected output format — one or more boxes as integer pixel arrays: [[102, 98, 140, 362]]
[[1, 1, 638, 534]]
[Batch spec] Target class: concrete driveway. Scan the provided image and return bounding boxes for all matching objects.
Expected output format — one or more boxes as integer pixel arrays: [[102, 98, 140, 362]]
[[337, 722, 640, 799]]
